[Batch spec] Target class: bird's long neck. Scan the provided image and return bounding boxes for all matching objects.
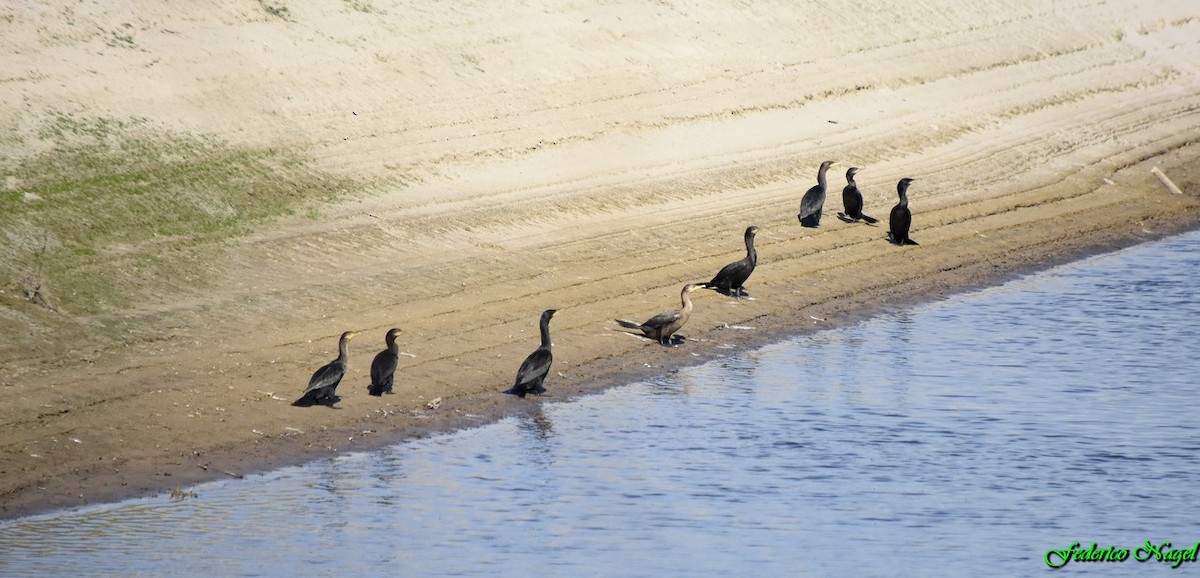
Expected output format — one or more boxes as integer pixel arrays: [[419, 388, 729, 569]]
[[337, 337, 351, 365], [817, 166, 829, 190], [386, 334, 399, 354], [897, 183, 910, 206], [538, 316, 553, 349], [744, 233, 757, 265], [680, 289, 694, 315]]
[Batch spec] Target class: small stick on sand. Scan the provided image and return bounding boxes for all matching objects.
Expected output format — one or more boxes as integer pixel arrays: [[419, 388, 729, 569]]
[[1151, 166, 1183, 195]]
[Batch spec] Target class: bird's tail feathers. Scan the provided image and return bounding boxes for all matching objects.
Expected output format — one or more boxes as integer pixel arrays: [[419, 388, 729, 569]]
[[502, 385, 527, 398], [861, 214, 879, 224], [703, 284, 735, 297], [614, 319, 643, 329]]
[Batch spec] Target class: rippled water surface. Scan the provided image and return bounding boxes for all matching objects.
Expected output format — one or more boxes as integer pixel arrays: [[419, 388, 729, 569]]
[[2, 231, 1199, 577]]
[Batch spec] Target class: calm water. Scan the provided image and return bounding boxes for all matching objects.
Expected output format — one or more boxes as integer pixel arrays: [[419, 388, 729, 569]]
[[2, 231, 1199, 577]]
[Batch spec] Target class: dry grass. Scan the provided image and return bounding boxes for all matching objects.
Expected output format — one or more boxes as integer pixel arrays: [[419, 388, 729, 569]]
[[0, 112, 363, 353]]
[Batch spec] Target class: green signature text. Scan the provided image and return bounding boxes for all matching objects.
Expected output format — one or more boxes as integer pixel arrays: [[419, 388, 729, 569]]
[[1045, 541, 1199, 569]]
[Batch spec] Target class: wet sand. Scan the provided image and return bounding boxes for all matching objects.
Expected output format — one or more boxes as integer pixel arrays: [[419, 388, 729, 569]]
[[2, 0, 1200, 519]]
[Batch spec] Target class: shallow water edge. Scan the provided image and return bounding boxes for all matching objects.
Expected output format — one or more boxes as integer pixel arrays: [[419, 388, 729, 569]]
[[3, 215, 1198, 522]]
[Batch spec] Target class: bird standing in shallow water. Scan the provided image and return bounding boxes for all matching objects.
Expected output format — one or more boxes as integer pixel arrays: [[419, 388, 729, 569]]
[[368, 328, 402, 397], [797, 160, 836, 227], [888, 177, 919, 246], [837, 167, 879, 224], [293, 331, 358, 407], [706, 225, 760, 299], [504, 309, 557, 398], [615, 283, 703, 345]]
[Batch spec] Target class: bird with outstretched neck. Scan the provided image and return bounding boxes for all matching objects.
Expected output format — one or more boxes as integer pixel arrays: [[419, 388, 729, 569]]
[[504, 309, 557, 398], [798, 160, 836, 227], [294, 331, 358, 407], [706, 225, 760, 299], [615, 283, 703, 345]]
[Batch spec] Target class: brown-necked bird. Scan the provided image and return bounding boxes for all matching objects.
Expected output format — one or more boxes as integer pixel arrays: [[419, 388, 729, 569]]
[[797, 160, 836, 227], [615, 283, 703, 345]]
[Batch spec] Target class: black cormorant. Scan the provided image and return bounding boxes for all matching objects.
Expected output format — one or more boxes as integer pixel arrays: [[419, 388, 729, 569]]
[[888, 177, 919, 246], [797, 160, 836, 227], [504, 309, 557, 398], [367, 328, 402, 397], [615, 283, 702, 345], [706, 225, 760, 298], [293, 331, 358, 407], [837, 167, 879, 224]]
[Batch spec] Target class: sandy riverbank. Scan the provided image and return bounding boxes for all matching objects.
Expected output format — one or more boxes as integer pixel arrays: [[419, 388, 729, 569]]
[[2, 0, 1199, 519]]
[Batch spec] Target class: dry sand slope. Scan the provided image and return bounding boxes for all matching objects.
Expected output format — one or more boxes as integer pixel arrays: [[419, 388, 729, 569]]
[[2, 0, 1200, 517]]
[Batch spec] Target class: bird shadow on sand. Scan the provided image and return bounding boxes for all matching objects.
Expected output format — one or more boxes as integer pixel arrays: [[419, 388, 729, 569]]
[[705, 287, 757, 300], [837, 212, 879, 225], [612, 329, 692, 346], [291, 395, 342, 408], [503, 388, 553, 398]]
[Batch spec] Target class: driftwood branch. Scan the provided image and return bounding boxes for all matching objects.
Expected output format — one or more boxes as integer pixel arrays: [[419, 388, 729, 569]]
[[1151, 166, 1183, 195]]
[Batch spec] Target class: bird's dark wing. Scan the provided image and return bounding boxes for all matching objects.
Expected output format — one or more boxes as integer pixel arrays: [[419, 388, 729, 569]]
[[842, 184, 863, 215], [305, 361, 344, 394], [709, 259, 744, 286], [642, 309, 683, 331], [798, 185, 824, 219], [514, 348, 553, 388], [370, 350, 398, 385], [889, 205, 911, 241]]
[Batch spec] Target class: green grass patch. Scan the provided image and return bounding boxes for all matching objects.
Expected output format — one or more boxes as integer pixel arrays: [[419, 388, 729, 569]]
[[0, 112, 360, 316]]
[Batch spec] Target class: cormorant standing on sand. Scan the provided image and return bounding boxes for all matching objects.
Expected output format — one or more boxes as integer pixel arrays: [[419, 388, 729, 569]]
[[504, 309, 557, 398], [888, 177, 919, 246], [615, 283, 703, 345], [797, 160, 836, 227], [706, 225, 760, 299], [368, 328, 402, 396], [837, 167, 879, 224], [293, 331, 358, 407]]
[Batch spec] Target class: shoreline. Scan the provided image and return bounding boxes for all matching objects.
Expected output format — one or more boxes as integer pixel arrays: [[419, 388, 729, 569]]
[[4, 176, 1197, 521]]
